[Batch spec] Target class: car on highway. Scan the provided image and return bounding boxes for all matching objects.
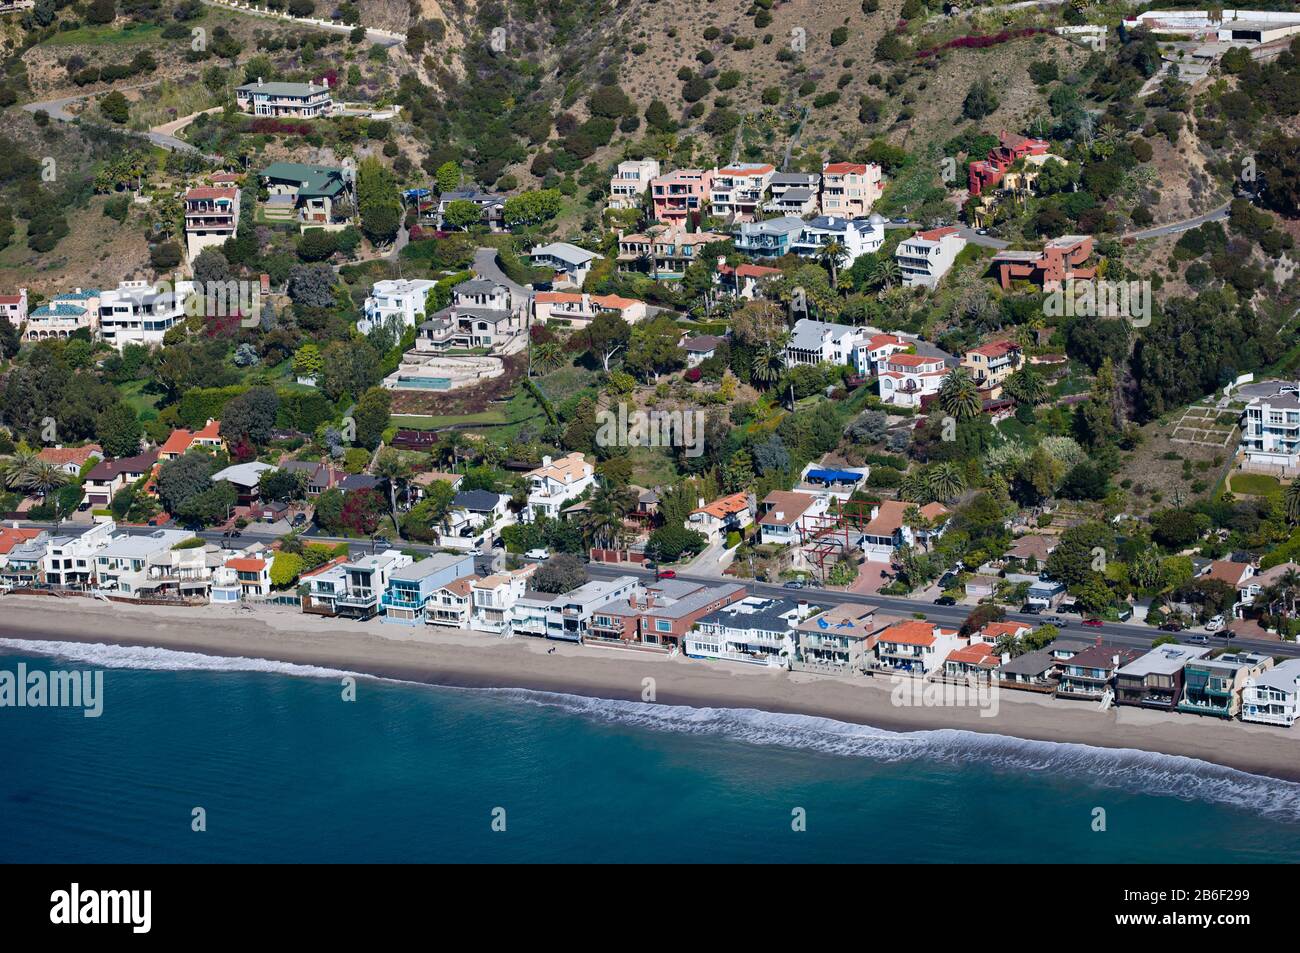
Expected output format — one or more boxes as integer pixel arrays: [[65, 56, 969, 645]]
[[524, 548, 550, 560], [1044, 615, 1066, 625], [1185, 634, 1210, 645], [783, 580, 805, 590], [1082, 618, 1104, 628], [1158, 621, 1185, 632], [656, 569, 677, 580], [1215, 628, 1237, 639], [933, 595, 957, 606], [1020, 603, 1042, 615], [976, 228, 988, 235]]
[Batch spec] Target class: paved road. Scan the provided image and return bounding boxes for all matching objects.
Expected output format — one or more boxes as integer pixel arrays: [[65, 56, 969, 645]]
[[473, 246, 529, 299], [23, 520, 1300, 661], [23, 86, 223, 162], [882, 219, 1009, 249], [1122, 201, 1231, 241]]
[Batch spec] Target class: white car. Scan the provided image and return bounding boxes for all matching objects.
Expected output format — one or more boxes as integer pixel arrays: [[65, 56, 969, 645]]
[[525, 548, 550, 560], [1205, 615, 1225, 632]]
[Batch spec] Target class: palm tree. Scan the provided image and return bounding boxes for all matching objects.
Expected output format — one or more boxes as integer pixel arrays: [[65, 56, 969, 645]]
[[373, 449, 413, 539], [936, 367, 982, 420], [24, 460, 70, 500], [898, 471, 931, 504], [437, 431, 468, 472], [867, 257, 901, 291], [925, 462, 965, 503], [1003, 366, 1048, 407], [0, 451, 38, 492], [1285, 479, 1300, 525], [582, 481, 637, 550], [902, 503, 932, 552], [533, 340, 565, 375], [752, 337, 791, 407], [819, 239, 849, 289]]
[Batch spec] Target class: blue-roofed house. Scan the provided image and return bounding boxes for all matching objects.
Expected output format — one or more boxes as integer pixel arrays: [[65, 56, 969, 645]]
[[733, 215, 805, 260], [24, 288, 99, 341]]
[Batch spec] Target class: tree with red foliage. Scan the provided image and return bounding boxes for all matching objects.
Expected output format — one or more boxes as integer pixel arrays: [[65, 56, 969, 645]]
[[340, 488, 385, 536]]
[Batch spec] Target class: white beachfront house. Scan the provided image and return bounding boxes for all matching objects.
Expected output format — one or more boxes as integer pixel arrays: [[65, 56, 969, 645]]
[[524, 453, 595, 521]]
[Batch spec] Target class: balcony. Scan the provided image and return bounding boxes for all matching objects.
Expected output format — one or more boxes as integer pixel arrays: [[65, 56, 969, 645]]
[[337, 588, 378, 608]]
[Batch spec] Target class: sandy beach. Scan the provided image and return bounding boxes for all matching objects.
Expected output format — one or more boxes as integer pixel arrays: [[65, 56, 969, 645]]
[[4, 594, 1299, 782]]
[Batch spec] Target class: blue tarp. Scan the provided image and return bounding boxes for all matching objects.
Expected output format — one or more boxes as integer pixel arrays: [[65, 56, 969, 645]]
[[807, 468, 861, 484]]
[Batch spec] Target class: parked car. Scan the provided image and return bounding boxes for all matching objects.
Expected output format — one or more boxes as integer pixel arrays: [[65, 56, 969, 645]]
[[1020, 603, 1042, 615], [933, 595, 957, 606], [1159, 621, 1185, 632], [891, 217, 908, 224], [937, 572, 957, 589], [783, 580, 805, 590], [1215, 628, 1237, 639], [1082, 618, 1104, 628], [524, 548, 550, 560], [1205, 614, 1225, 633], [975, 228, 988, 235], [1185, 634, 1210, 645], [1059, 603, 1082, 615], [656, 569, 677, 580]]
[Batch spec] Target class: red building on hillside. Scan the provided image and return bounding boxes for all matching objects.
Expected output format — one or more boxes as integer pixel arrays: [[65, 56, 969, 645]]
[[968, 130, 1052, 196]]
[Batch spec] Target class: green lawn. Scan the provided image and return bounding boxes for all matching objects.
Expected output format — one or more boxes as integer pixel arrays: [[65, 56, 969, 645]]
[[120, 379, 161, 417], [1229, 473, 1283, 497], [391, 410, 508, 430], [45, 22, 165, 46]]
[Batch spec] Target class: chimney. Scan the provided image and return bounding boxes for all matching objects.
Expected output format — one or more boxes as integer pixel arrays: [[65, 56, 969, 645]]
[[698, 497, 706, 509], [1112, 654, 1120, 667], [258, 76, 264, 87], [542, 455, 553, 468], [1000, 652, 1011, 665]]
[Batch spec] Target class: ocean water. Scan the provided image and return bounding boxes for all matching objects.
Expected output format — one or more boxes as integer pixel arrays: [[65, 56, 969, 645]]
[[3, 639, 1300, 863]]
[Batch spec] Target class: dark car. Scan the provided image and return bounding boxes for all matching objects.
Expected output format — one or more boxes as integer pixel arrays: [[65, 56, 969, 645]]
[[1082, 618, 1104, 628], [1020, 603, 1043, 615], [937, 572, 957, 589], [1059, 603, 1082, 615], [1158, 621, 1184, 632], [656, 569, 677, 580], [783, 580, 805, 590], [933, 595, 957, 606], [1215, 629, 1237, 639]]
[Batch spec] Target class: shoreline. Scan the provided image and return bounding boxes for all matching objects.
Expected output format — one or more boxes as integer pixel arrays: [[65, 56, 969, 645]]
[[4, 595, 1300, 784]]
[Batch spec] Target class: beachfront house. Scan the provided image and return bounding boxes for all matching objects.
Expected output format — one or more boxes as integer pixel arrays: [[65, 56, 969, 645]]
[[524, 453, 595, 522], [1114, 645, 1212, 711], [304, 550, 414, 621], [792, 603, 882, 674], [509, 575, 641, 642], [871, 620, 962, 677], [471, 565, 537, 634], [92, 530, 197, 595], [1241, 658, 1300, 727], [685, 596, 808, 666], [1056, 643, 1143, 702], [1178, 652, 1275, 719], [379, 553, 476, 627]]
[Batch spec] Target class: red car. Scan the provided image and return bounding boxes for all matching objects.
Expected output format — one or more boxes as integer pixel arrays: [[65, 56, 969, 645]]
[[1082, 618, 1104, 628], [656, 569, 677, 580]]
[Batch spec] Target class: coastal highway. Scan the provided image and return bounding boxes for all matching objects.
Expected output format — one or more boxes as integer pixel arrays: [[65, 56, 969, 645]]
[[16, 520, 1300, 662]]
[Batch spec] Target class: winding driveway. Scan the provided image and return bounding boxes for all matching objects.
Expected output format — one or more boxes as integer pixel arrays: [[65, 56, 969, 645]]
[[23, 86, 224, 161]]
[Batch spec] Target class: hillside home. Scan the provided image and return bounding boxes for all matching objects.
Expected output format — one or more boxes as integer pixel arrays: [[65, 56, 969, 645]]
[[709, 163, 775, 222], [439, 490, 513, 550], [608, 159, 661, 209], [784, 318, 870, 371], [531, 291, 647, 329], [415, 279, 523, 353], [23, 288, 99, 341], [210, 461, 277, 507], [688, 491, 754, 545], [791, 214, 885, 268], [962, 341, 1025, 398], [36, 444, 103, 476], [434, 188, 507, 231], [714, 261, 782, 299], [858, 500, 949, 561], [360, 279, 439, 332], [686, 595, 808, 666], [757, 490, 829, 546], [1239, 383, 1300, 474], [683, 334, 726, 367], [158, 419, 223, 461], [650, 168, 714, 224], [260, 162, 349, 228], [820, 162, 884, 217], [1179, 651, 1274, 719], [764, 172, 821, 216], [991, 235, 1096, 290], [967, 130, 1052, 196], [0, 288, 27, 327], [97, 280, 193, 349], [379, 553, 476, 626], [82, 450, 159, 508], [895, 227, 967, 288], [877, 352, 947, 407], [617, 225, 727, 281], [1241, 658, 1300, 727], [183, 186, 241, 260], [236, 78, 332, 118], [733, 215, 805, 260], [524, 453, 595, 521], [529, 242, 601, 288]]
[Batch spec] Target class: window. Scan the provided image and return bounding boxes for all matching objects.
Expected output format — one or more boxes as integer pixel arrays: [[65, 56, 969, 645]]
[[656, 620, 671, 633]]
